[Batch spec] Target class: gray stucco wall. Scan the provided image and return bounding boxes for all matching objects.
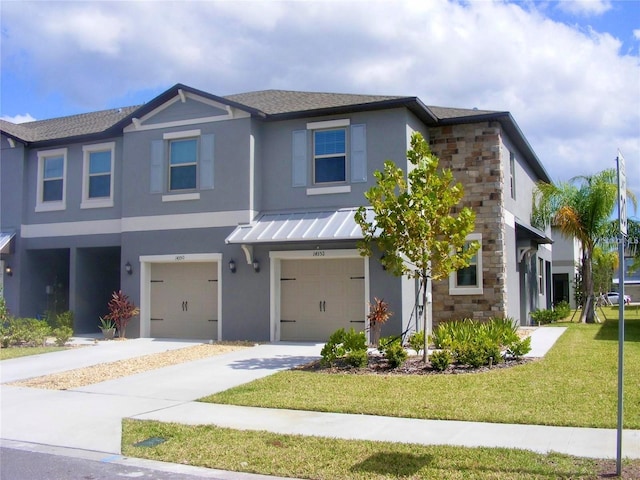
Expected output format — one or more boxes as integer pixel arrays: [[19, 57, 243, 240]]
[[260, 108, 411, 212]]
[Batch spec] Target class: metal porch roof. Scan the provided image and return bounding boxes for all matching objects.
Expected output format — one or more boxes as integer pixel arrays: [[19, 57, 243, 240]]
[[0, 231, 15, 255], [225, 209, 374, 244]]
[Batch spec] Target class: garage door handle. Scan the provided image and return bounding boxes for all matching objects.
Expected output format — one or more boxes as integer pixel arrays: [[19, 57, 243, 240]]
[[185, 301, 188, 311], [323, 301, 326, 312], [319, 301, 322, 312]]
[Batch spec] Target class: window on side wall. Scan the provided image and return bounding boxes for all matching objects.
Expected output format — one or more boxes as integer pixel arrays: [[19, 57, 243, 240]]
[[82, 142, 115, 208], [449, 233, 483, 295], [538, 257, 544, 294], [509, 151, 516, 200], [36, 148, 67, 212]]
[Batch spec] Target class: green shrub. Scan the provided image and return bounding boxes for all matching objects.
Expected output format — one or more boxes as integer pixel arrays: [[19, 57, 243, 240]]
[[6, 318, 52, 346], [407, 330, 425, 354], [433, 319, 476, 349], [53, 326, 73, 346], [554, 301, 571, 321], [320, 328, 347, 366], [429, 350, 452, 371], [486, 317, 519, 346], [530, 308, 559, 325], [344, 348, 368, 367], [320, 328, 368, 367], [506, 336, 532, 360], [53, 311, 74, 330], [452, 341, 485, 368], [379, 336, 407, 368]]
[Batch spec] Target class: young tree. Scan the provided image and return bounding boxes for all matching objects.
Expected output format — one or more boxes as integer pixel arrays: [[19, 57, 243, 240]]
[[532, 169, 636, 323], [355, 132, 478, 361]]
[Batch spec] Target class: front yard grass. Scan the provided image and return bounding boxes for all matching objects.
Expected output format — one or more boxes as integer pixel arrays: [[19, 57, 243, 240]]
[[123, 419, 627, 480], [202, 316, 640, 429], [0, 346, 68, 360]]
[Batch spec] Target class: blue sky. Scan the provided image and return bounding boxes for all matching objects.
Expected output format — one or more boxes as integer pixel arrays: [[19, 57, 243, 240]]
[[1, 0, 638, 216]]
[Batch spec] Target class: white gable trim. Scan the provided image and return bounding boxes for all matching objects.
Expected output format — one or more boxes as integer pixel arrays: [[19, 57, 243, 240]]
[[124, 91, 250, 132]]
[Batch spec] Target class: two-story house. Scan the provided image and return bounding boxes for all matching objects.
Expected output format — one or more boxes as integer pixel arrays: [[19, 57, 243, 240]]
[[0, 84, 553, 341]]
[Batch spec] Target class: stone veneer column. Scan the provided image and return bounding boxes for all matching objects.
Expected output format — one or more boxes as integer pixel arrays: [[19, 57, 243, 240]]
[[427, 122, 508, 325]]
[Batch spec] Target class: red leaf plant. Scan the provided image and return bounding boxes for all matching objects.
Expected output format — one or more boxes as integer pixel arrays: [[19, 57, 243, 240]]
[[104, 290, 140, 339]]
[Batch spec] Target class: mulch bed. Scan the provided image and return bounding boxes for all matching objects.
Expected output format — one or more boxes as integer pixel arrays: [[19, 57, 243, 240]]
[[295, 354, 537, 375]]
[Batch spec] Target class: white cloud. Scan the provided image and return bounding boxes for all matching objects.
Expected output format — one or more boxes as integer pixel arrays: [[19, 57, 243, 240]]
[[555, 0, 612, 16], [1, 114, 36, 124], [0, 0, 638, 215]]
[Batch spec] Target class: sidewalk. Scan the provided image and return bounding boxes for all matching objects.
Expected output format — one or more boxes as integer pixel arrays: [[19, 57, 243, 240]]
[[1, 326, 639, 463]]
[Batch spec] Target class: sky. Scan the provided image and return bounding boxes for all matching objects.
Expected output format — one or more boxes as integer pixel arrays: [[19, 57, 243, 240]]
[[1, 0, 638, 218]]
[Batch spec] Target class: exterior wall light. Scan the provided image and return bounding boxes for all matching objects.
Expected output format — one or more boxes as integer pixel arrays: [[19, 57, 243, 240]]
[[4, 265, 12, 276], [125, 262, 133, 275], [229, 259, 236, 273], [252, 259, 260, 273]]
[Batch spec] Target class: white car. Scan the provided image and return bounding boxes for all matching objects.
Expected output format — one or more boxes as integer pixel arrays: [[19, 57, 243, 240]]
[[606, 292, 631, 305]]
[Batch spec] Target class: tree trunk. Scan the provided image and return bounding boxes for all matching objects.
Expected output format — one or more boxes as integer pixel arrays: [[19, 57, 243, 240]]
[[422, 273, 429, 362], [580, 247, 595, 323]]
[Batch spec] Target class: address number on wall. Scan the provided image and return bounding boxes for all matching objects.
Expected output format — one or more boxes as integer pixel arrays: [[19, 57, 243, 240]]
[[312, 251, 325, 257], [175, 255, 185, 261]]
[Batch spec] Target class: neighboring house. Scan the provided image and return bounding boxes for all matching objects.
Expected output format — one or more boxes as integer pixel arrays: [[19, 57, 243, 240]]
[[0, 84, 553, 341], [551, 226, 581, 309], [613, 254, 640, 302]]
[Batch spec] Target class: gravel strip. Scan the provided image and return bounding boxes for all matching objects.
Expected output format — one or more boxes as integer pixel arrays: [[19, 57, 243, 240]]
[[9, 343, 249, 391]]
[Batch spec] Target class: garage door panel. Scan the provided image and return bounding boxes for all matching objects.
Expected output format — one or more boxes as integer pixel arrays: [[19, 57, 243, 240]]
[[150, 262, 218, 340], [280, 258, 365, 342]]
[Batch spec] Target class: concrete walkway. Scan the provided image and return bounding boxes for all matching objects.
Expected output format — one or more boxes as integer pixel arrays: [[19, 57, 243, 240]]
[[1, 326, 639, 467]]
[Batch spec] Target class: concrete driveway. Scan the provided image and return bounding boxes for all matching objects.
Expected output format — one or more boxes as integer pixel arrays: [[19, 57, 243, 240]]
[[0, 339, 323, 454]]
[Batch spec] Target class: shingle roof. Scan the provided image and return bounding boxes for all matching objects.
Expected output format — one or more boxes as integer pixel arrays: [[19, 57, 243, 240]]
[[428, 105, 499, 120], [223, 90, 407, 115], [1, 106, 139, 143]]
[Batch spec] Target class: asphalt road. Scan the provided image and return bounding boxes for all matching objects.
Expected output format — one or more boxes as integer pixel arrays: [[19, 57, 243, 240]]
[[0, 445, 294, 480]]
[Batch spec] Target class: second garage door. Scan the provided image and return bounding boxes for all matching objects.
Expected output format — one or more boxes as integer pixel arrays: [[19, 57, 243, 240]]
[[150, 262, 218, 340], [280, 258, 365, 341]]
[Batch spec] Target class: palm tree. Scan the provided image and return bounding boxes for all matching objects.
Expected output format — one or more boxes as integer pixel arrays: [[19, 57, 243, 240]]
[[532, 169, 636, 323]]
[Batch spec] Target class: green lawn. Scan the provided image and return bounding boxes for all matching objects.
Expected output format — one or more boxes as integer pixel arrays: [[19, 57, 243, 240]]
[[122, 313, 640, 479], [123, 419, 628, 480], [202, 316, 640, 429], [0, 346, 68, 360]]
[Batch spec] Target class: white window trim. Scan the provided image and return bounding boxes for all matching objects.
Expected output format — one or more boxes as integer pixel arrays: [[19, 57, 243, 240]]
[[449, 233, 483, 295], [163, 129, 201, 140], [306, 119, 350, 130], [306, 185, 351, 195], [81, 142, 115, 209], [36, 148, 67, 212], [162, 193, 201, 202]]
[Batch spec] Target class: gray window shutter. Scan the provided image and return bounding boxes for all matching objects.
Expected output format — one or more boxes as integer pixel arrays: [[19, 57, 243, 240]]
[[292, 130, 307, 187], [200, 134, 215, 189], [350, 124, 367, 183], [150, 140, 164, 193]]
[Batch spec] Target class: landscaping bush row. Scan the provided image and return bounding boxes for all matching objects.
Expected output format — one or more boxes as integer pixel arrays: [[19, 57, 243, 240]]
[[1, 312, 74, 348], [530, 300, 571, 324], [320, 317, 532, 372]]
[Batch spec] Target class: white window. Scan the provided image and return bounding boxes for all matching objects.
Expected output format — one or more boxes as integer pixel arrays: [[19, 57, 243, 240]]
[[292, 119, 366, 193], [169, 138, 198, 191], [151, 129, 214, 200], [313, 128, 346, 184], [82, 142, 115, 209], [509, 152, 516, 200], [36, 148, 67, 212], [449, 233, 483, 295], [538, 257, 545, 294]]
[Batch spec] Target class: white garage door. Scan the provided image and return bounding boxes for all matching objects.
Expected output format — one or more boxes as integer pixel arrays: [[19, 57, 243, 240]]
[[280, 258, 365, 341], [150, 262, 218, 340]]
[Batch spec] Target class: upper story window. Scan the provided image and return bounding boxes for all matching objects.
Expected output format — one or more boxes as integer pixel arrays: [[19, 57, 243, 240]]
[[82, 142, 115, 209], [538, 257, 545, 294], [169, 138, 198, 190], [292, 119, 367, 195], [150, 129, 215, 201], [509, 151, 516, 200], [313, 129, 346, 184], [36, 148, 67, 212], [449, 233, 483, 295]]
